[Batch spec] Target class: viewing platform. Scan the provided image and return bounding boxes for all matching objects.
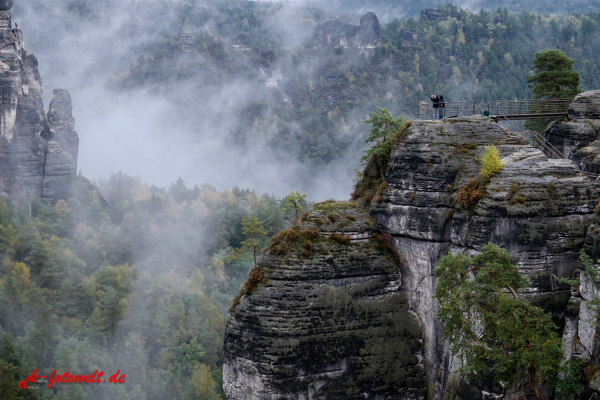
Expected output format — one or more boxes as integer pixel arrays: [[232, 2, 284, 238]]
[[417, 99, 572, 121]]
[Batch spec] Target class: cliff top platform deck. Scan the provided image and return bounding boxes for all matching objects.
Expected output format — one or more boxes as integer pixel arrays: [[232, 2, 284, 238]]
[[418, 98, 572, 121]]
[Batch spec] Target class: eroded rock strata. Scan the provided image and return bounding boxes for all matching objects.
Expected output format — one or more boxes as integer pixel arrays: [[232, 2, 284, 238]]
[[371, 117, 596, 398], [224, 115, 600, 399], [0, 2, 80, 204], [224, 202, 426, 400]]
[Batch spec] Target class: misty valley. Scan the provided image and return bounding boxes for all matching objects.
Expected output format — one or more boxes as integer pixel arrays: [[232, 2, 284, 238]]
[[2, 0, 600, 400]]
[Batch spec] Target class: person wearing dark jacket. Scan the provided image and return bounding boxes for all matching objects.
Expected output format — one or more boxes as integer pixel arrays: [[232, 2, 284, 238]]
[[439, 95, 445, 119], [430, 95, 439, 119]]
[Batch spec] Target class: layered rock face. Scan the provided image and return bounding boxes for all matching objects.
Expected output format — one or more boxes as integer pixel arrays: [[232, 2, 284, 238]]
[[224, 116, 599, 400], [543, 90, 600, 174], [370, 117, 596, 399], [42, 89, 79, 202], [0, 3, 79, 204], [313, 12, 380, 48], [224, 202, 426, 400], [568, 90, 600, 120]]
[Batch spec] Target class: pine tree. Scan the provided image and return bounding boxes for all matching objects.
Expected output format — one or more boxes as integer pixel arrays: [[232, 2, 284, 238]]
[[527, 49, 581, 98], [282, 191, 308, 218], [240, 212, 267, 267], [434, 244, 563, 400]]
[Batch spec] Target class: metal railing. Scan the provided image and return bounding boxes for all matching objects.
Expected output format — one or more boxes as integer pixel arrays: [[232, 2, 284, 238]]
[[417, 98, 572, 121], [487, 99, 571, 121], [417, 101, 484, 120]]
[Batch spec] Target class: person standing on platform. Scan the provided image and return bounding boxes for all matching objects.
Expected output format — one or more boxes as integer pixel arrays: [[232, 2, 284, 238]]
[[439, 95, 445, 119], [430, 95, 439, 119]]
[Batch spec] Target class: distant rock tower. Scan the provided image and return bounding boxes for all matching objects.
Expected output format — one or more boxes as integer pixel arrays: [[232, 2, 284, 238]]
[[313, 12, 380, 48], [0, 0, 80, 203]]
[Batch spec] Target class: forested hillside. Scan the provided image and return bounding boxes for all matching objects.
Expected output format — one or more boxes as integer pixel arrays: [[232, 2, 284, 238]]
[[11, 0, 600, 198], [0, 174, 299, 399], [113, 3, 600, 166]]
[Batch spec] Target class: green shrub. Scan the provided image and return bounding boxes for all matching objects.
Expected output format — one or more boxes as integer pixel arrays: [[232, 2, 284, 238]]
[[480, 145, 503, 178]]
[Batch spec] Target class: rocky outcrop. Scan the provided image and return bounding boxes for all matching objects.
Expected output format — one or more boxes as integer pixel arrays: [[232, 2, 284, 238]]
[[224, 202, 426, 400], [42, 89, 79, 202], [224, 116, 598, 399], [0, 2, 81, 204], [542, 120, 598, 158], [568, 90, 600, 120], [370, 117, 596, 399], [313, 12, 380, 48], [357, 12, 380, 47]]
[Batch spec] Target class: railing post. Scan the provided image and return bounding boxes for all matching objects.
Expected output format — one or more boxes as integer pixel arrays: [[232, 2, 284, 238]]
[[473, 101, 475, 116]]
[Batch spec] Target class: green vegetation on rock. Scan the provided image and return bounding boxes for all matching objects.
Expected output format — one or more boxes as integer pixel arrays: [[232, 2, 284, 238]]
[[435, 244, 563, 400]]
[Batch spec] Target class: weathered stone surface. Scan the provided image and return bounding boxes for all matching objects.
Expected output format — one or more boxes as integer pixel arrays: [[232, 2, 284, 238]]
[[370, 117, 596, 399], [313, 12, 380, 48], [542, 120, 598, 158], [0, 0, 12, 11], [224, 202, 426, 400], [357, 12, 380, 47], [313, 18, 359, 48], [0, 9, 85, 204], [568, 90, 600, 120]]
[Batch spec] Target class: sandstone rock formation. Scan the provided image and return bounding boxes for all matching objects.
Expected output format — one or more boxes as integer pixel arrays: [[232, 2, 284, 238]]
[[357, 12, 380, 47], [370, 117, 596, 398], [313, 12, 380, 48], [42, 89, 79, 202], [224, 202, 426, 400], [568, 90, 600, 120], [542, 120, 598, 158], [224, 116, 599, 399], [0, 2, 81, 204]]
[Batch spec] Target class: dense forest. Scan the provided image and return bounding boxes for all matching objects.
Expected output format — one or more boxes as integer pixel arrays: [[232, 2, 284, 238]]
[[110, 2, 600, 165], [11, 0, 600, 197], [0, 175, 301, 399]]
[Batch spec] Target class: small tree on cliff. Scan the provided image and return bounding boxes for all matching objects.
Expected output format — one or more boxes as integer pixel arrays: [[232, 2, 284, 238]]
[[241, 212, 267, 267], [361, 108, 408, 181], [435, 244, 563, 400], [282, 190, 308, 218], [527, 49, 581, 99]]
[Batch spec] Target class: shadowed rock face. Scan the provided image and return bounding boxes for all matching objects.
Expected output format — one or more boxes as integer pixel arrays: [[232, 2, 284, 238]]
[[358, 12, 380, 47], [0, 4, 81, 204], [542, 120, 599, 158], [569, 90, 600, 120], [42, 89, 79, 202], [224, 203, 426, 400], [370, 117, 597, 399], [313, 12, 380, 48]]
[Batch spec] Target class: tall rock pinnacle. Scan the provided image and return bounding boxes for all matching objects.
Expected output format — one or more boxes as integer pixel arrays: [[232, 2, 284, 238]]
[[0, 2, 80, 204]]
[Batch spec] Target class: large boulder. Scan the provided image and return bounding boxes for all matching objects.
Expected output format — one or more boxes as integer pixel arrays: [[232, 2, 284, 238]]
[[568, 90, 600, 120], [542, 120, 599, 158]]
